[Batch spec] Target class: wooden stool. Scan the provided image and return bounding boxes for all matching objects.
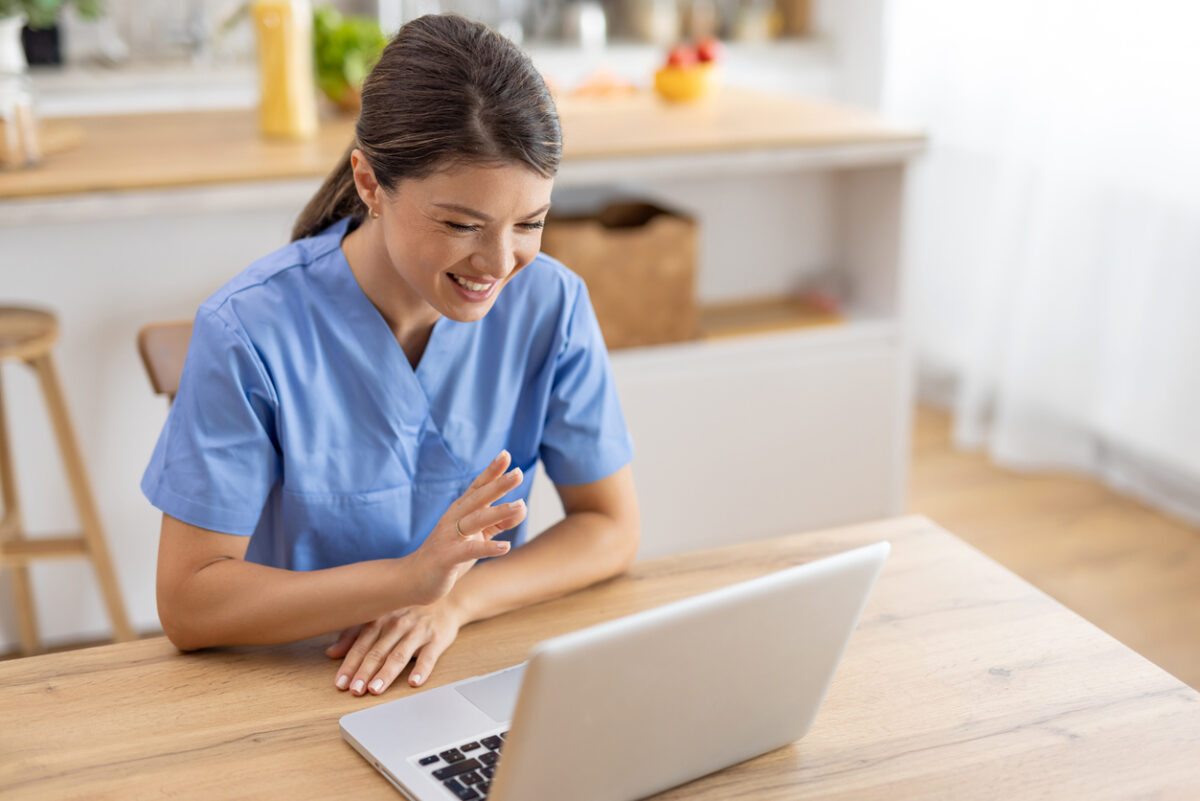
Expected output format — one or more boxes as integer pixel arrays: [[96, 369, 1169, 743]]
[[0, 306, 133, 654]]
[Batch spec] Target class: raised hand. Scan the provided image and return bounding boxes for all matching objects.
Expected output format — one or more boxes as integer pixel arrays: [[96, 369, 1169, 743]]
[[404, 449, 526, 607]]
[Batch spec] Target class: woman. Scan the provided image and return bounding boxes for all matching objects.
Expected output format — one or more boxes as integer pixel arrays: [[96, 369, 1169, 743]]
[[143, 14, 639, 698]]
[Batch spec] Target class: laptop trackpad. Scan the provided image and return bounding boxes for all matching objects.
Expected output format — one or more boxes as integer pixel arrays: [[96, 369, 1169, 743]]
[[456, 663, 526, 722]]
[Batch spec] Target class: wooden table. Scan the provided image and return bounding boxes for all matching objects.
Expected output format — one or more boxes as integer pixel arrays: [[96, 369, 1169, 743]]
[[2, 516, 1198, 799]]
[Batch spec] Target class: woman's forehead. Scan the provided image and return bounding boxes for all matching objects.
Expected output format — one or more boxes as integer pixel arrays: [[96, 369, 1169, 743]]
[[399, 162, 554, 216]]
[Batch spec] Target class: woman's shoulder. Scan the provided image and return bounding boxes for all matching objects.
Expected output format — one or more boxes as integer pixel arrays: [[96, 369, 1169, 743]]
[[196, 219, 351, 334], [503, 251, 588, 311]]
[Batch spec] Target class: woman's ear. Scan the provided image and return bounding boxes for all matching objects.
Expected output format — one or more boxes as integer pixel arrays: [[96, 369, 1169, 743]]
[[349, 149, 382, 211]]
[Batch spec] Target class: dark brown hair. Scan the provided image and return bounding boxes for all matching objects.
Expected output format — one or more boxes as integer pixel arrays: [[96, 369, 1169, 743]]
[[292, 14, 562, 241]]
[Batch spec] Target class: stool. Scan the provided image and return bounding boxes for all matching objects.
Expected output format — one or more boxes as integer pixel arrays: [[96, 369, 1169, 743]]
[[0, 306, 133, 654]]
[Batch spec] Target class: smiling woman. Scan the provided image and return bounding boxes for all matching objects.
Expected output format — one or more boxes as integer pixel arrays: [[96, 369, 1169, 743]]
[[143, 13, 639, 700]]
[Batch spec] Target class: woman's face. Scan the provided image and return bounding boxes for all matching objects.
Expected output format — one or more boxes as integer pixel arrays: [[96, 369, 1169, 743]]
[[373, 161, 555, 324]]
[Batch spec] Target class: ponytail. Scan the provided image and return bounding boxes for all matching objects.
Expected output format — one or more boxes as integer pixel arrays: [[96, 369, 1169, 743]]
[[291, 143, 365, 241]]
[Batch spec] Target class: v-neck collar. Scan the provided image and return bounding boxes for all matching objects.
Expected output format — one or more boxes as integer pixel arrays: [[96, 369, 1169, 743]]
[[326, 219, 463, 391]]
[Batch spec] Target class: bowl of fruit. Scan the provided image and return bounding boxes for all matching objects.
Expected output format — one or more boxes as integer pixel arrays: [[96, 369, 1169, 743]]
[[653, 37, 722, 103]]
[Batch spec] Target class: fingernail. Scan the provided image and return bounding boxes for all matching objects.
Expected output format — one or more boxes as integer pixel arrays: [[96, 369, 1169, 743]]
[[495, 541, 510, 553], [509, 467, 522, 481], [369, 679, 383, 694], [336, 674, 349, 690], [494, 450, 508, 465], [411, 673, 422, 686], [508, 500, 524, 510], [351, 679, 364, 694]]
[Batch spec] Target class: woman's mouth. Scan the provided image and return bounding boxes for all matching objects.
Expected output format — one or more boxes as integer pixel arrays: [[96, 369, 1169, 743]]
[[448, 272, 497, 301]]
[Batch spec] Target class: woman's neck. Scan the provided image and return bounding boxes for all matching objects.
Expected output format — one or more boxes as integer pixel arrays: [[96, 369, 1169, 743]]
[[341, 218, 440, 368]]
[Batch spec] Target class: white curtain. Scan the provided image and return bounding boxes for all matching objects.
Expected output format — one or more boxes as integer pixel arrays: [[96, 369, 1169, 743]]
[[882, 1, 1200, 524]]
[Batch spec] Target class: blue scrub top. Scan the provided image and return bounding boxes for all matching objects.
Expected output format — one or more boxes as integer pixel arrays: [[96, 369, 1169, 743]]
[[141, 217, 633, 571]]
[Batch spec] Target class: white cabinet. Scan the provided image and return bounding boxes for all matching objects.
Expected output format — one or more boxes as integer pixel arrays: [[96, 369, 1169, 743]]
[[526, 150, 917, 559]]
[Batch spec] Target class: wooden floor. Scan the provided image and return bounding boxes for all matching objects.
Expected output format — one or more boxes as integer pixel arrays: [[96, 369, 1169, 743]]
[[909, 404, 1200, 689]]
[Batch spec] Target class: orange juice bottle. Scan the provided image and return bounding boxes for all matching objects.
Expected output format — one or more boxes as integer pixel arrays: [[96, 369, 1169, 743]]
[[252, 0, 318, 140]]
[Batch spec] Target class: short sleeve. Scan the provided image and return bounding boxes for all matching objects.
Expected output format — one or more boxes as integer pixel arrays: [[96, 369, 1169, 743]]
[[141, 309, 281, 535], [539, 282, 634, 486]]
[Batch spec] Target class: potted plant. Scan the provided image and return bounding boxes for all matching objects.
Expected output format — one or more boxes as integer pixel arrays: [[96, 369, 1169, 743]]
[[313, 4, 386, 113], [1, 1, 102, 67]]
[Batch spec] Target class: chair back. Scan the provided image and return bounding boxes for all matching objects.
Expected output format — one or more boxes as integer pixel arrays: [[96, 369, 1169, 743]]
[[137, 321, 193, 402]]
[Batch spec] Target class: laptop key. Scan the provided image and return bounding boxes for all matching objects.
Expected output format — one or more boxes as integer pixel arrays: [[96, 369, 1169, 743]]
[[432, 759, 482, 781], [480, 766, 495, 779], [442, 779, 479, 801], [478, 751, 498, 766], [460, 741, 482, 752], [439, 748, 466, 764], [419, 755, 440, 766], [480, 736, 502, 751], [479, 780, 491, 796], [461, 771, 483, 785]]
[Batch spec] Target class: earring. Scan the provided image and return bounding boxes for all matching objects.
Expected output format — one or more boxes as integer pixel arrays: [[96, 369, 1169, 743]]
[[369, 208, 380, 219]]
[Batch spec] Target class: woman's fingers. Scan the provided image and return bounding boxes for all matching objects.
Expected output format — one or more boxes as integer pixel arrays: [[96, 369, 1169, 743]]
[[360, 631, 423, 696], [457, 499, 526, 539], [342, 616, 425, 696], [334, 605, 463, 696], [325, 625, 363, 660], [335, 621, 382, 691], [465, 450, 511, 493], [456, 465, 524, 518], [408, 637, 453, 688]]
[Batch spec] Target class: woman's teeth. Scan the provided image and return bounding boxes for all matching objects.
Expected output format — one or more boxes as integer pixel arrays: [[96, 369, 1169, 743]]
[[451, 274, 492, 292]]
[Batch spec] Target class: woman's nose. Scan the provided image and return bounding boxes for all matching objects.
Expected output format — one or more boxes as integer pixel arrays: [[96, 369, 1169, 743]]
[[470, 231, 517, 277]]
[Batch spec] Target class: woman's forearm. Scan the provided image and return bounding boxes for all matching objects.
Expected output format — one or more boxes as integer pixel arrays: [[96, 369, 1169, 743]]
[[445, 508, 639, 627], [161, 555, 422, 650]]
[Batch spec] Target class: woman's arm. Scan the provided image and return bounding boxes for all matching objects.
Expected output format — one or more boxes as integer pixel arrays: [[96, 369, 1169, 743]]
[[156, 452, 526, 651], [332, 465, 640, 694], [448, 464, 640, 624]]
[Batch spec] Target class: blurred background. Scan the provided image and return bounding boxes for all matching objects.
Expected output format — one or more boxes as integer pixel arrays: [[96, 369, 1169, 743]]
[[1, 1, 1197, 686]]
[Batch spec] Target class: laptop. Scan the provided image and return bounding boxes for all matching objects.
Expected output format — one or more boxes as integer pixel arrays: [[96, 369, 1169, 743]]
[[340, 540, 890, 801]]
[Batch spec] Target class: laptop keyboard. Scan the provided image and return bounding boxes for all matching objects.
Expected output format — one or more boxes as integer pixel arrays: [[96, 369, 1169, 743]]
[[414, 731, 507, 800]]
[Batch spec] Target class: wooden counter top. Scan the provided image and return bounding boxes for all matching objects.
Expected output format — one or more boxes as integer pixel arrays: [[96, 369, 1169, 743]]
[[0, 88, 923, 200]]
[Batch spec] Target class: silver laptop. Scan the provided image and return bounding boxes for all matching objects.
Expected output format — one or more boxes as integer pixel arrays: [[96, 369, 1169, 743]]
[[340, 540, 889, 801]]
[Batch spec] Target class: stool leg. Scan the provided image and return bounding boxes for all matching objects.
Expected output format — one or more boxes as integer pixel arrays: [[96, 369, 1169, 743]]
[[29, 353, 135, 643], [0, 367, 41, 654]]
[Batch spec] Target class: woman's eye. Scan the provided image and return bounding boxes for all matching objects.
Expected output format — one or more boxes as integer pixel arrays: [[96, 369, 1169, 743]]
[[520, 220, 546, 231], [446, 222, 479, 232]]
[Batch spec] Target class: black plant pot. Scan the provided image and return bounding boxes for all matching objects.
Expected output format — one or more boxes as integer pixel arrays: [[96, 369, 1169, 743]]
[[22, 23, 62, 65]]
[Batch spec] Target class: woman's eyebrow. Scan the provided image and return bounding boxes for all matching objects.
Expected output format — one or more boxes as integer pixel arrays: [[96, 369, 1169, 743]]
[[432, 202, 552, 221]]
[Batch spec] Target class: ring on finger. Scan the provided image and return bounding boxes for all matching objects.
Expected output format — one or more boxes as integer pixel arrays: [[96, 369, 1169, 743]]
[[456, 518, 470, 537]]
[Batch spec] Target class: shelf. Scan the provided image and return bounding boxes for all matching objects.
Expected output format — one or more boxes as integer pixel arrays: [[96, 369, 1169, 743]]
[[602, 294, 896, 354], [699, 295, 846, 340]]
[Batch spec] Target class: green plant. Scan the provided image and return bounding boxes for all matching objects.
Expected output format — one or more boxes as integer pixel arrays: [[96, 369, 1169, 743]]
[[0, 0, 103, 29], [313, 4, 386, 109]]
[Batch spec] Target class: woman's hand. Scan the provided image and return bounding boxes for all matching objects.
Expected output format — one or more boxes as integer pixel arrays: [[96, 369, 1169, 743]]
[[327, 450, 526, 695], [327, 598, 466, 695], [406, 450, 527, 606]]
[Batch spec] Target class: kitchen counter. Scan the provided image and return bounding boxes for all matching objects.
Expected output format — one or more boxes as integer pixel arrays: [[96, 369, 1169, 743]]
[[0, 88, 922, 200]]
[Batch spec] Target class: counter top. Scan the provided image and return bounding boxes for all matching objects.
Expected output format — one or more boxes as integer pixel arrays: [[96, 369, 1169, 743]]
[[0, 88, 923, 200]]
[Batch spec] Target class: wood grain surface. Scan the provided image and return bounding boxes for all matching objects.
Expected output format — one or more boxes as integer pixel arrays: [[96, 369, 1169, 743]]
[[909, 404, 1200, 691], [1, 516, 1197, 800], [0, 89, 923, 200]]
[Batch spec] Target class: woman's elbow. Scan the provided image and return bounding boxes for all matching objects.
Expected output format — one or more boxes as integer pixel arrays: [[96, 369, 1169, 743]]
[[609, 513, 640, 574], [156, 586, 208, 652]]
